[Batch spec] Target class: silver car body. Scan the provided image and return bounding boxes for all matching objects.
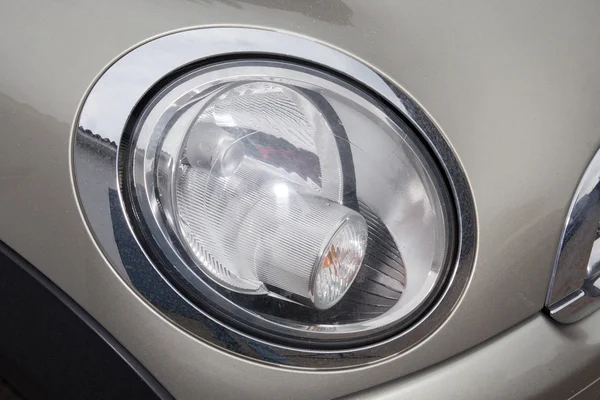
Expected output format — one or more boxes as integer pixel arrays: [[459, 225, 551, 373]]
[[0, 1, 599, 398]]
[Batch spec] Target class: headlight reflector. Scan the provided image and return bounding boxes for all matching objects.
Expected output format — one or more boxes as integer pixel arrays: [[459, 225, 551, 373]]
[[171, 80, 369, 307]]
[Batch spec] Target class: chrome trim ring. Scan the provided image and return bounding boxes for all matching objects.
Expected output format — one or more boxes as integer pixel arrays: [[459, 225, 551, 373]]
[[546, 146, 600, 323], [72, 27, 476, 369]]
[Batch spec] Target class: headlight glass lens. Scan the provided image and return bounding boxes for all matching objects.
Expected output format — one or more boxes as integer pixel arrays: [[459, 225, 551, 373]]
[[126, 60, 454, 344]]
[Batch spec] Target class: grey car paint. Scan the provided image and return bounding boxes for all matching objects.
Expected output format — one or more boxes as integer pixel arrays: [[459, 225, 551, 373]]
[[0, 0, 599, 399]]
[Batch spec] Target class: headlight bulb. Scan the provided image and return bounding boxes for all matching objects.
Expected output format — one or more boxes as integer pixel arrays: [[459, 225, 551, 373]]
[[185, 122, 244, 177]]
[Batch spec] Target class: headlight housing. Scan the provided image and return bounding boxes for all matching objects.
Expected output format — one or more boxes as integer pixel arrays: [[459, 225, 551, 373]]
[[74, 28, 475, 367]]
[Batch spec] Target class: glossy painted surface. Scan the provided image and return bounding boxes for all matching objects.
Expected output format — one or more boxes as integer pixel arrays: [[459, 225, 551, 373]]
[[0, 0, 599, 399], [342, 312, 600, 400]]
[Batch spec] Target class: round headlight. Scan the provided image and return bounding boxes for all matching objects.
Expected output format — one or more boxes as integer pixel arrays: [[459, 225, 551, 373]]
[[124, 59, 454, 345]]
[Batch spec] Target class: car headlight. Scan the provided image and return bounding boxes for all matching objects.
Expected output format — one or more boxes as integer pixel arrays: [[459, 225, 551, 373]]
[[124, 59, 453, 343], [74, 27, 475, 366]]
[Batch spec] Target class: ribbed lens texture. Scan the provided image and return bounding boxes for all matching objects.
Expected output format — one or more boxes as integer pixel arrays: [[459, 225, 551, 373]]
[[174, 81, 366, 305], [196, 82, 344, 201]]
